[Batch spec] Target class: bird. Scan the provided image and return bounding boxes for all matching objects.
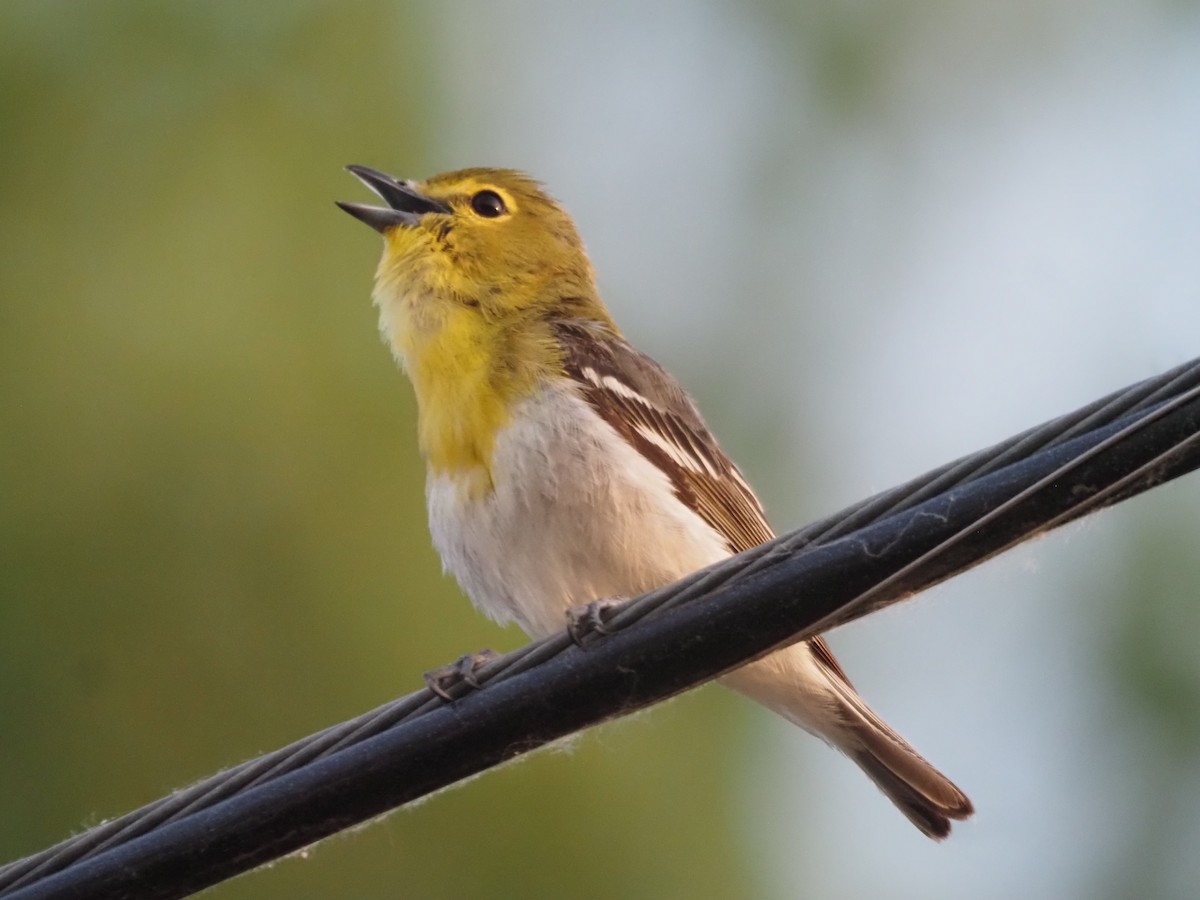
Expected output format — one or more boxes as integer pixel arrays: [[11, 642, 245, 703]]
[[338, 165, 973, 838]]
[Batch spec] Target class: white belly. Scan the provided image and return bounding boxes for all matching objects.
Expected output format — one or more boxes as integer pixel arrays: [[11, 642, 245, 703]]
[[426, 383, 732, 637]]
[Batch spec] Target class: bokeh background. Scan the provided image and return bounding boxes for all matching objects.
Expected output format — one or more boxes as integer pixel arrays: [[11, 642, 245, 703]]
[[3, 2, 1200, 898]]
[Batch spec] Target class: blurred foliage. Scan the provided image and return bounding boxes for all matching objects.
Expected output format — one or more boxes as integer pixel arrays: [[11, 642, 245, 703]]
[[1095, 499, 1200, 900], [0, 3, 754, 898]]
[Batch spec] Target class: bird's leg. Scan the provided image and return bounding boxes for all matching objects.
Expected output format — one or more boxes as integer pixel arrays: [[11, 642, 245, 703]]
[[423, 649, 500, 701], [566, 596, 628, 647]]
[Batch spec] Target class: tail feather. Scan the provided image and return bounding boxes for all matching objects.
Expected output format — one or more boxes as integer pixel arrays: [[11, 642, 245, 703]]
[[848, 749, 962, 839], [722, 641, 973, 839], [840, 699, 974, 839]]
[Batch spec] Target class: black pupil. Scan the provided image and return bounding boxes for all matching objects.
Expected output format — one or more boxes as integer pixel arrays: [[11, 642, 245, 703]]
[[471, 190, 506, 218]]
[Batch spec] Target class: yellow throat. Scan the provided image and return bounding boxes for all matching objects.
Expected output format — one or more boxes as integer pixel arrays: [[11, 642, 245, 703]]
[[349, 167, 616, 494]]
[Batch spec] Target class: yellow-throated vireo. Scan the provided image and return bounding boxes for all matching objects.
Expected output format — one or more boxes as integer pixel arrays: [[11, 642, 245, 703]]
[[339, 166, 973, 838]]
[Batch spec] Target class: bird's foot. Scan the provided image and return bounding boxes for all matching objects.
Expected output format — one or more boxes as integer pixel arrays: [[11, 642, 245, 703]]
[[566, 597, 627, 647], [424, 649, 500, 701]]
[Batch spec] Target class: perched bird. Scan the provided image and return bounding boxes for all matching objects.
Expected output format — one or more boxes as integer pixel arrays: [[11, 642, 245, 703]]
[[338, 165, 973, 838]]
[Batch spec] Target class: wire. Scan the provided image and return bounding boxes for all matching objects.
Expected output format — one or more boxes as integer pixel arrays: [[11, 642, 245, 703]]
[[3, 357, 1199, 900]]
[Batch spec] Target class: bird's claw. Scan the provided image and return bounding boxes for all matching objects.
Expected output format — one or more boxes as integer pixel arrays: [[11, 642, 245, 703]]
[[566, 597, 626, 647], [424, 649, 500, 701]]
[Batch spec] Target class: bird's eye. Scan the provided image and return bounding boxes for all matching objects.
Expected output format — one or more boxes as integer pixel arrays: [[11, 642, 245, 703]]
[[470, 190, 507, 218]]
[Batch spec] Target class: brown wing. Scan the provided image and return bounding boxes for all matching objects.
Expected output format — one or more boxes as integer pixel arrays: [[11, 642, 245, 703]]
[[554, 320, 850, 684]]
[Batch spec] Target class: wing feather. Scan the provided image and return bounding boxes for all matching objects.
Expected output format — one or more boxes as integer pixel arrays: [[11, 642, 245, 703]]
[[556, 322, 772, 552], [553, 320, 850, 684]]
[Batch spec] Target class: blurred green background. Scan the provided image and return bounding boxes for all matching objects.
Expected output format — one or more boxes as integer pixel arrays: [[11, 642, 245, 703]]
[[2, 2, 1199, 898]]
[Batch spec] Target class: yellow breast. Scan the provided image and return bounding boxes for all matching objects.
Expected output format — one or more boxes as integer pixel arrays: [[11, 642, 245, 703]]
[[374, 271, 556, 498]]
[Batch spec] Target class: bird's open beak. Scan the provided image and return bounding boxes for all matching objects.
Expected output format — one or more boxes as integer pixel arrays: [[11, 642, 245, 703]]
[[336, 165, 451, 233]]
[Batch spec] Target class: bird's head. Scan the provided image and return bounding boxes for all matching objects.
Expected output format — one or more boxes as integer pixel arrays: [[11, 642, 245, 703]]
[[339, 166, 617, 480], [339, 165, 605, 323]]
